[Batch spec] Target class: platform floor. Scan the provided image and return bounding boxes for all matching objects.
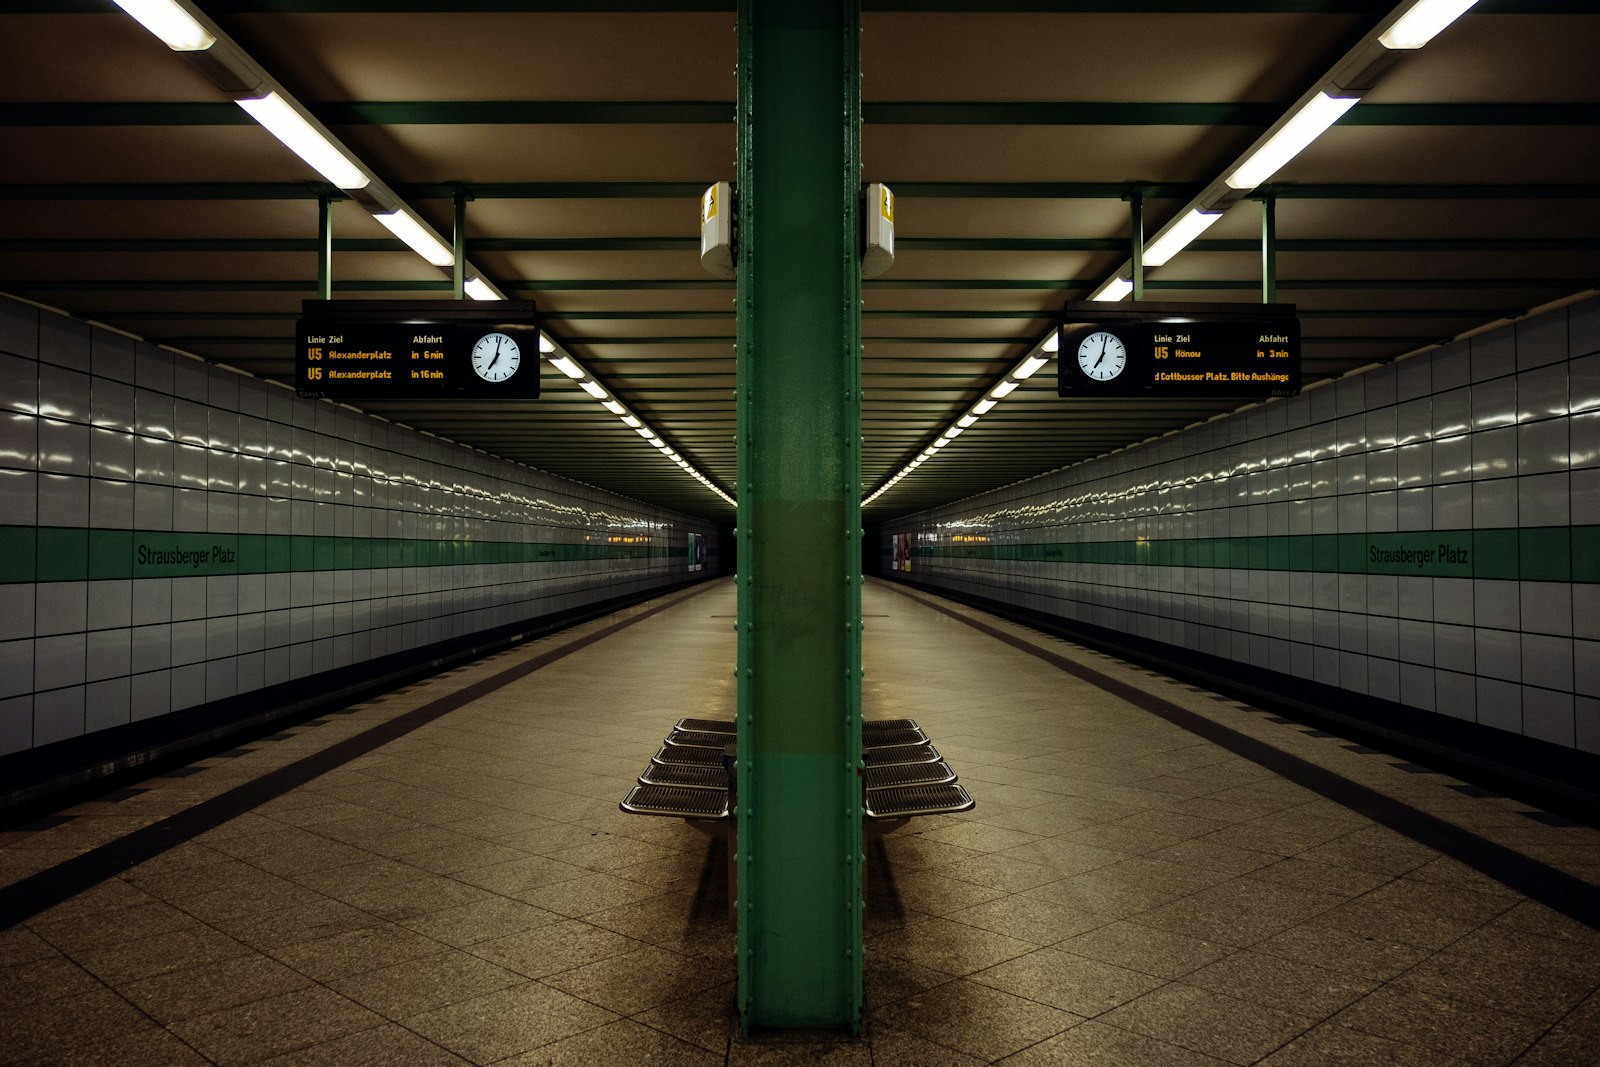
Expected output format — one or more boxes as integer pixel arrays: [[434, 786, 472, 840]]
[[3, 578, 1599, 1065]]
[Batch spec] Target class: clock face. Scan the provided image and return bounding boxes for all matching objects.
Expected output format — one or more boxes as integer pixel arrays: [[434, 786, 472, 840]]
[[1077, 330, 1127, 381], [471, 332, 521, 382]]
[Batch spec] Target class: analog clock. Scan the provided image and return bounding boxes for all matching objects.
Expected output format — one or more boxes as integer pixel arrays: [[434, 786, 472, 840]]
[[1077, 330, 1127, 381], [471, 332, 521, 382]]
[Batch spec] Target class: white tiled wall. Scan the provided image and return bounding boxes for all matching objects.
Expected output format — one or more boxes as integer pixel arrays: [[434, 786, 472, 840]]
[[0, 295, 717, 756], [884, 295, 1600, 753]]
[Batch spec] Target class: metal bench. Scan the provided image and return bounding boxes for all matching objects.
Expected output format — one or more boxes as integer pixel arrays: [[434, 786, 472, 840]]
[[620, 783, 732, 819], [625, 719, 973, 824]]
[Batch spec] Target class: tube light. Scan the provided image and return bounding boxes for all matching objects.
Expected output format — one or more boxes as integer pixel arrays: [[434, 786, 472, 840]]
[[622, 415, 641, 428], [931, 439, 948, 449], [1143, 209, 1223, 267], [601, 400, 626, 415], [236, 93, 369, 190], [1380, 0, 1477, 49], [539, 333, 557, 354], [1013, 354, 1049, 380], [636, 426, 656, 439], [1091, 276, 1134, 302], [990, 380, 1020, 399], [972, 398, 997, 415], [463, 277, 501, 301], [957, 414, 978, 428], [1226, 92, 1359, 191], [942, 425, 966, 440], [374, 209, 454, 267], [1042, 331, 1060, 353], [114, 0, 215, 50], [579, 380, 608, 400], [549, 356, 585, 380]]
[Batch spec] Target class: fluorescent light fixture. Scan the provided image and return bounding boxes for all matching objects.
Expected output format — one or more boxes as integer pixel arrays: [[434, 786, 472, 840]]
[[579, 380, 608, 400], [1013, 354, 1049, 380], [538, 333, 557, 354], [1091, 276, 1134, 302], [601, 400, 626, 415], [622, 415, 642, 428], [990, 380, 1020, 399], [374, 209, 454, 267], [941, 425, 965, 440], [236, 92, 368, 190], [1381, 0, 1477, 48], [549, 355, 584, 380], [957, 414, 978, 428], [1143, 209, 1223, 267], [636, 426, 656, 439], [972, 398, 997, 415], [1042, 331, 1060, 353], [931, 438, 948, 449], [463, 277, 501, 301], [114, 0, 215, 50], [1226, 92, 1359, 191]]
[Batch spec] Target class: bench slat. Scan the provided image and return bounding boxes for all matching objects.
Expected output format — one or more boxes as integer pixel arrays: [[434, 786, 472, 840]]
[[621, 784, 730, 819], [860, 726, 929, 748], [865, 783, 975, 820], [664, 729, 734, 749], [640, 763, 730, 790], [863, 760, 956, 790], [652, 744, 727, 767], [862, 742, 941, 767], [675, 717, 735, 734]]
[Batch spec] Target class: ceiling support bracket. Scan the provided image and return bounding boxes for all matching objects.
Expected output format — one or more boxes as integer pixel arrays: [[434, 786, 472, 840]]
[[1262, 194, 1278, 305], [452, 189, 471, 299], [316, 195, 333, 301], [1128, 186, 1145, 301]]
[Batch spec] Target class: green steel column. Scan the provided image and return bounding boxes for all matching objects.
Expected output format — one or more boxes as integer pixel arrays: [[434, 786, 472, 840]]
[[316, 195, 333, 300], [734, 0, 864, 1033]]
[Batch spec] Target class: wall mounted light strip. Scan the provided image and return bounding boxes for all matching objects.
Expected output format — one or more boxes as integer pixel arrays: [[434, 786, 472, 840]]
[[1225, 93, 1359, 191], [113, 0, 510, 299], [112, 0, 214, 50], [463, 276, 502, 301], [539, 334, 734, 506], [1142, 209, 1224, 267], [236, 92, 370, 191], [373, 209, 454, 266], [1080, 0, 1477, 304], [863, 329, 1056, 506], [1380, 0, 1478, 49]]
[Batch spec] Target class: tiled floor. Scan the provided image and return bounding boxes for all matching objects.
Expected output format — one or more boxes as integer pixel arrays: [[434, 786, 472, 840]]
[[2, 578, 1599, 1064]]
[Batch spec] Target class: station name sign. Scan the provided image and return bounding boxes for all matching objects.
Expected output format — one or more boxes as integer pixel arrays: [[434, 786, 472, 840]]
[[1057, 301, 1300, 399], [296, 299, 540, 400]]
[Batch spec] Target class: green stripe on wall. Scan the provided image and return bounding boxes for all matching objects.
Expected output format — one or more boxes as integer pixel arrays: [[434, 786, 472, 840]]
[[0, 527, 687, 584], [913, 527, 1600, 583]]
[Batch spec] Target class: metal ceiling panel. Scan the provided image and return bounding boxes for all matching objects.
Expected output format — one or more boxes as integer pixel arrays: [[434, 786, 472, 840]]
[[1, 3, 1595, 527]]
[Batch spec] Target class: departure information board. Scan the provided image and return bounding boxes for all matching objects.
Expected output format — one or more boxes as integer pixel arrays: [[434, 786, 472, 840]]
[[1057, 301, 1300, 399], [296, 300, 540, 400]]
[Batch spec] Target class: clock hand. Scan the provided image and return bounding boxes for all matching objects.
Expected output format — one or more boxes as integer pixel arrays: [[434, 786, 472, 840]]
[[488, 338, 501, 369], [1094, 335, 1109, 368]]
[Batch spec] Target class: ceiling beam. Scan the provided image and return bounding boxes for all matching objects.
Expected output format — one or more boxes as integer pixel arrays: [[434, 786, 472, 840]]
[[34, 1, 1580, 11], [11, 181, 1600, 201], [8, 101, 1594, 126]]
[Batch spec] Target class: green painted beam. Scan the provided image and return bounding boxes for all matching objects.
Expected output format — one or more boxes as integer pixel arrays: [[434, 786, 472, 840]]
[[13, 180, 1598, 201], [8, 235, 1600, 254], [736, 0, 862, 1032], [8, 276, 1586, 294], [35, 1, 1584, 11], [9, 101, 1596, 126]]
